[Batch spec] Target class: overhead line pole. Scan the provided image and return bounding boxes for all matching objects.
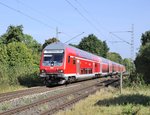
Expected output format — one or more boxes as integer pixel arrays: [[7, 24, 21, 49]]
[[56, 27, 61, 39], [109, 24, 134, 76], [131, 24, 134, 61], [130, 24, 134, 72]]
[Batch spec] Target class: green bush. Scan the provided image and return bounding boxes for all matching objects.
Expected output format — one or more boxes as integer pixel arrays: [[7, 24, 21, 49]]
[[6, 43, 33, 85], [0, 42, 41, 86], [0, 25, 42, 87], [123, 72, 145, 88], [0, 45, 9, 85]]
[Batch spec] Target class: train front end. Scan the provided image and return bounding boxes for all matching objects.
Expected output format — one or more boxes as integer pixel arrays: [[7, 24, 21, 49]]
[[40, 47, 66, 85]]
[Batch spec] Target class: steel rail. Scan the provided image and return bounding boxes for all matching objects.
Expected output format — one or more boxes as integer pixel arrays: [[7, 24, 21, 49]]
[[0, 78, 119, 115]]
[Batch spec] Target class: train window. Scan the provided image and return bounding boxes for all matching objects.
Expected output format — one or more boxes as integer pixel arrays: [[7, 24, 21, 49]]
[[83, 69, 85, 74], [68, 56, 70, 63], [43, 52, 64, 66], [89, 69, 92, 73], [95, 64, 97, 67], [73, 58, 76, 64], [81, 69, 83, 74], [85, 69, 88, 74]]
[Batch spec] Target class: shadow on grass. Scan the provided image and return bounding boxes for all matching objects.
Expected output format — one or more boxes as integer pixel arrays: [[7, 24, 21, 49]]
[[18, 73, 44, 87], [95, 94, 150, 107]]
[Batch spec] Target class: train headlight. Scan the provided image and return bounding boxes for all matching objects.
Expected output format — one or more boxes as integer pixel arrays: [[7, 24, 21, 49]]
[[58, 69, 64, 73], [41, 69, 45, 73]]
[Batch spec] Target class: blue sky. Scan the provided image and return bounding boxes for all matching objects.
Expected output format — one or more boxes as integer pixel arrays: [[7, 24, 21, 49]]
[[0, 0, 150, 59]]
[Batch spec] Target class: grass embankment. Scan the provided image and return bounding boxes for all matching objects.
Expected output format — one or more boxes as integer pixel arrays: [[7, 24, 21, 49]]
[[0, 84, 26, 93], [57, 86, 150, 115], [0, 75, 42, 93]]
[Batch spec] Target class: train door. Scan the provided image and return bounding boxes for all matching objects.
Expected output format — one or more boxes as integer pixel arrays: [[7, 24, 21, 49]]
[[93, 63, 95, 73], [109, 61, 112, 73], [76, 59, 80, 75]]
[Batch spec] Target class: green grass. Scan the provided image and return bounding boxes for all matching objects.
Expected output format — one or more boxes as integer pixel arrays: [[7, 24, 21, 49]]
[[0, 74, 43, 93], [0, 84, 27, 93], [57, 86, 150, 115]]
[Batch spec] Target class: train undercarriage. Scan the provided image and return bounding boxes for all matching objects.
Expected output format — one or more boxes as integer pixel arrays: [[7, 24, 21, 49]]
[[40, 73, 78, 86]]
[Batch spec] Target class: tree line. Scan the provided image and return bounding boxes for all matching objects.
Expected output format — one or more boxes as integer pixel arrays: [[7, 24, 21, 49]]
[[0, 25, 42, 86], [134, 31, 150, 84], [0, 25, 150, 87]]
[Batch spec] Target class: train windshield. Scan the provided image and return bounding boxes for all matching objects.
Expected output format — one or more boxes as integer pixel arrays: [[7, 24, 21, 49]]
[[42, 50, 64, 66]]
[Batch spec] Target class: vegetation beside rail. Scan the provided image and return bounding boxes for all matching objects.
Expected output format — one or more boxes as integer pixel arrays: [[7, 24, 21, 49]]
[[57, 85, 150, 115], [0, 25, 150, 93], [0, 25, 43, 91], [0, 25, 127, 93]]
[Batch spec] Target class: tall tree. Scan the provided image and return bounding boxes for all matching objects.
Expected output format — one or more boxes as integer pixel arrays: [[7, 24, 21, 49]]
[[23, 34, 42, 53], [0, 25, 42, 85], [123, 58, 133, 72], [0, 25, 41, 52], [134, 30, 150, 83], [141, 30, 150, 46], [69, 43, 79, 48], [42, 37, 59, 49], [102, 41, 109, 58], [107, 52, 123, 64], [134, 43, 150, 83], [78, 34, 109, 57], [0, 25, 24, 44]]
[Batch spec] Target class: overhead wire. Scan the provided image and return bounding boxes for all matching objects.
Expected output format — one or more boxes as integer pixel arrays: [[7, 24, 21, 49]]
[[1, 0, 131, 47], [65, 0, 106, 38], [109, 32, 131, 45], [65, 32, 84, 43], [0, 1, 55, 30], [73, 0, 112, 41], [16, 0, 82, 40], [1, 1, 74, 40], [74, 0, 132, 45], [74, 0, 109, 32], [109, 41, 125, 43], [16, 0, 63, 26]]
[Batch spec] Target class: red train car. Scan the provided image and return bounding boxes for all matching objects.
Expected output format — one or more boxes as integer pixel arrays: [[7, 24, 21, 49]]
[[39, 42, 126, 85]]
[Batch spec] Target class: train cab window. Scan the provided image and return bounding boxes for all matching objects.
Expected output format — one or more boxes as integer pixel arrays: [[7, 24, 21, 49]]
[[68, 56, 70, 63], [42, 50, 64, 66]]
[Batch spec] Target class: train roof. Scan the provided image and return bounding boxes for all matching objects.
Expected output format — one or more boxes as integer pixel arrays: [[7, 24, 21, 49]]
[[44, 42, 124, 66], [45, 42, 67, 50], [45, 42, 100, 61]]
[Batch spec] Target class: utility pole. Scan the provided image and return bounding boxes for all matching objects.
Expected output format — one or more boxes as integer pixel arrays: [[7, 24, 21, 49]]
[[109, 24, 134, 74], [56, 27, 61, 39], [120, 72, 123, 94], [130, 24, 134, 72]]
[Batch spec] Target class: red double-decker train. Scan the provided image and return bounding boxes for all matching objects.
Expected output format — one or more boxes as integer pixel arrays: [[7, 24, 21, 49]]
[[39, 42, 126, 85]]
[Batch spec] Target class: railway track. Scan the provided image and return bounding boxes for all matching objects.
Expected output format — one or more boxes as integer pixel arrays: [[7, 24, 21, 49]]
[[0, 77, 119, 115], [0, 83, 83, 103], [0, 86, 50, 103], [0, 78, 108, 103], [41, 78, 119, 115]]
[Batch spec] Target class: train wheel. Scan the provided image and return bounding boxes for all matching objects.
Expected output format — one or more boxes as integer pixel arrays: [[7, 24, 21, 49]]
[[67, 76, 76, 83], [72, 76, 76, 82]]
